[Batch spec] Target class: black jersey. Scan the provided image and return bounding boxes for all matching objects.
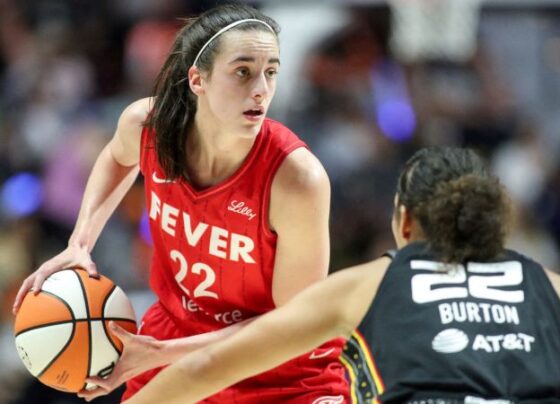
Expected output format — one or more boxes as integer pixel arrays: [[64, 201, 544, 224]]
[[341, 242, 560, 404]]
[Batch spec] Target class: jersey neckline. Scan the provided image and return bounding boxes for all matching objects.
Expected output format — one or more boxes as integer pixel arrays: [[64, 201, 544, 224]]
[[176, 123, 266, 200]]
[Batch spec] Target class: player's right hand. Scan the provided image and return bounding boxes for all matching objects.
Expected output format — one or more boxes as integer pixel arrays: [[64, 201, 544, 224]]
[[12, 245, 98, 315]]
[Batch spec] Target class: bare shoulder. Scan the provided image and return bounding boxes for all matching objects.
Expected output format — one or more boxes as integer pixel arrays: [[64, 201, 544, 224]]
[[119, 97, 154, 128], [269, 148, 329, 232], [110, 98, 154, 166], [273, 148, 329, 196]]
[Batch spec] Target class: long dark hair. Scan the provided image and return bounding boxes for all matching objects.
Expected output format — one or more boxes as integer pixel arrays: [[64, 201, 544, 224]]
[[396, 146, 511, 263], [144, 4, 280, 179]]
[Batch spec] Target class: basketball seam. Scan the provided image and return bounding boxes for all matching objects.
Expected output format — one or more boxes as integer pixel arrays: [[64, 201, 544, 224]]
[[101, 284, 117, 321], [16, 286, 77, 380], [14, 290, 75, 336], [101, 285, 125, 355], [14, 318, 137, 337], [35, 322, 77, 379], [91, 317, 137, 322], [74, 270, 92, 392], [15, 320, 74, 337]]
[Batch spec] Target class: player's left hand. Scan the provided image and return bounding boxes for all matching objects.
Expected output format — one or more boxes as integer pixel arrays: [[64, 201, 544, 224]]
[[77, 321, 162, 402]]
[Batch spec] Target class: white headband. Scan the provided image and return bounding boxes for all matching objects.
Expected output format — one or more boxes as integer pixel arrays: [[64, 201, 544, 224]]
[[192, 18, 275, 68]]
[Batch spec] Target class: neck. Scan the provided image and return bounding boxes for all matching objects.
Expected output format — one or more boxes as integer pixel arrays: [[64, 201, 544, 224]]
[[186, 111, 257, 188]]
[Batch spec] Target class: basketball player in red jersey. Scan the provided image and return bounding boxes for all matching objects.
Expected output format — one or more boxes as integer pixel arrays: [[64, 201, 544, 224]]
[[13, 4, 348, 403]]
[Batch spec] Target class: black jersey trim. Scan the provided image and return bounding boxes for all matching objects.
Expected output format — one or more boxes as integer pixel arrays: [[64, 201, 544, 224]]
[[381, 249, 397, 260]]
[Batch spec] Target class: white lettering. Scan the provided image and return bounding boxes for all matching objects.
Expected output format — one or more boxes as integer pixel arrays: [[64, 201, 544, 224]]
[[452, 301, 467, 322], [228, 200, 257, 220], [183, 212, 208, 246], [437, 302, 520, 325], [519, 333, 535, 351], [149, 191, 161, 220], [466, 302, 482, 322], [439, 304, 454, 324], [412, 260, 525, 303], [214, 310, 244, 325], [478, 303, 491, 322], [182, 296, 201, 312], [187, 299, 200, 312], [472, 334, 493, 352], [161, 203, 179, 236], [191, 263, 218, 299], [149, 193, 257, 264], [232, 310, 243, 322], [230, 233, 255, 263], [472, 333, 535, 353], [468, 262, 525, 303], [502, 334, 523, 350], [486, 335, 503, 351], [504, 305, 519, 324], [209, 226, 229, 258], [491, 305, 505, 323], [181, 298, 245, 325], [221, 312, 232, 324]]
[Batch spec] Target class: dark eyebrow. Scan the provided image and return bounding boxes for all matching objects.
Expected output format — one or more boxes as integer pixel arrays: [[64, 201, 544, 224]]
[[229, 56, 280, 65]]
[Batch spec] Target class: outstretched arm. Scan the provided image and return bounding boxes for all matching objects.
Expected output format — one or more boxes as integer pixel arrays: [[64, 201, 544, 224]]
[[78, 316, 259, 401], [124, 258, 390, 404]]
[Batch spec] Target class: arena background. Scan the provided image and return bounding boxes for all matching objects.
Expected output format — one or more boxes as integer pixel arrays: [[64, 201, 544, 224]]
[[1, 0, 560, 402]]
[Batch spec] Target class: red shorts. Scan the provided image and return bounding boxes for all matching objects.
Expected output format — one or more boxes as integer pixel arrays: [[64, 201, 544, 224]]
[[121, 301, 349, 403]]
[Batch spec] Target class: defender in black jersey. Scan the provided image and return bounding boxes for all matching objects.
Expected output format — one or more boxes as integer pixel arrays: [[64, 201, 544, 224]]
[[123, 146, 560, 404], [344, 244, 560, 404]]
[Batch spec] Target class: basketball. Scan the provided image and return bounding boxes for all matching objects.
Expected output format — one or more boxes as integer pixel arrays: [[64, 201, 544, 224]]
[[13, 268, 137, 393]]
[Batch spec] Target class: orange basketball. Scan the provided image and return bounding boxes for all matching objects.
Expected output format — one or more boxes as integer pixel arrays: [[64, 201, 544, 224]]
[[13, 268, 137, 393]]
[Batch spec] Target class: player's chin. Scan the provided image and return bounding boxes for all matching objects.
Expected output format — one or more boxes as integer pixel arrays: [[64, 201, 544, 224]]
[[240, 118, 265, 135]]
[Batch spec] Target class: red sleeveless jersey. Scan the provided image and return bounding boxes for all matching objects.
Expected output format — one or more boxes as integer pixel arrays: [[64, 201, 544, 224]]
[[133, 118, 349, 403]]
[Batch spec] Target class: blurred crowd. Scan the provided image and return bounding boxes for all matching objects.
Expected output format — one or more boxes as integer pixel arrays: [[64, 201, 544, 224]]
[[1, 1, 560, 403]]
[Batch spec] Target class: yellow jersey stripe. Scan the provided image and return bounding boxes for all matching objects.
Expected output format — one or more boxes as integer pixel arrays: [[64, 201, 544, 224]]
[[353, 330, 385, 394], [340, 352, 359, 404]]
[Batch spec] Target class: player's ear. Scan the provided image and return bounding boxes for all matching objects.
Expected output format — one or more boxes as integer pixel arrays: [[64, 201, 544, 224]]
[[188, 66, 204, 96], [399, 205, 413, 241]]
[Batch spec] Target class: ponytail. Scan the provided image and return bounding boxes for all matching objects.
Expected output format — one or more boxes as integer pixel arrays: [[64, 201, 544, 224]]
[[145, 23, 197, 179], [418, 174, 510, 262], [397, 147, 511, 263]]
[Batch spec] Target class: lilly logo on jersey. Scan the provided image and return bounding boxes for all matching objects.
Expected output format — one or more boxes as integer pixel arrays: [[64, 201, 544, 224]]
[[228, 200, 257, 220]]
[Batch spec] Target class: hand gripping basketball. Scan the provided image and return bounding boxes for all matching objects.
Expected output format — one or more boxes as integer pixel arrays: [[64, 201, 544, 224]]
[[13, 245, 98, 315], [78, 321, 164, 402], [13, 269, 137, 393]]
